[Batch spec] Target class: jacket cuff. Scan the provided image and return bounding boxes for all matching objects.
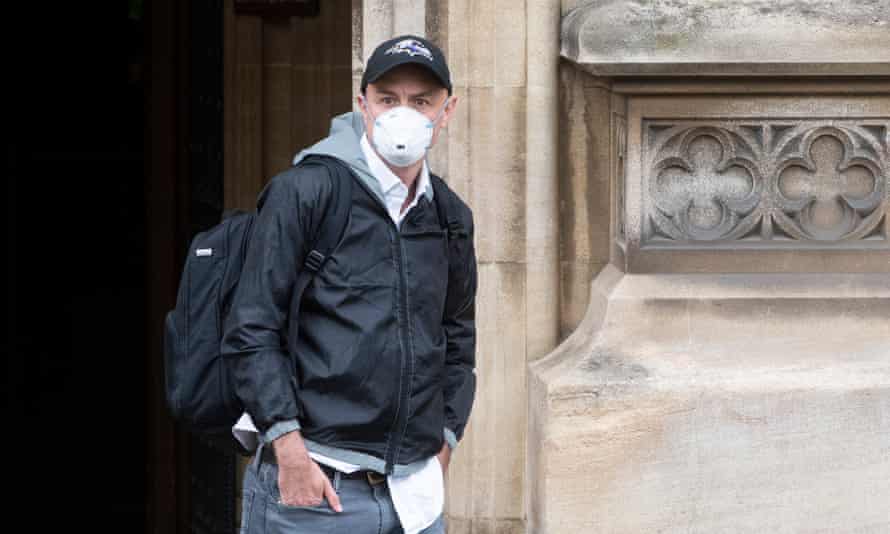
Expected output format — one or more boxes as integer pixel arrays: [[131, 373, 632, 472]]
[[261, 419, 302, 444], [443, 427, 459, 450]]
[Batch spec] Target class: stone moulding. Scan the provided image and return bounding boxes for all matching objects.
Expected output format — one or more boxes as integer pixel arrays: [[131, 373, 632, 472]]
[[562, 0, 890, 76]]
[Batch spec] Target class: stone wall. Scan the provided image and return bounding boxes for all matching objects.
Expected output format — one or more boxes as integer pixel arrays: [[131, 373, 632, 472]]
[[225, 0, 890, 531], [530, 1, 890, 532]]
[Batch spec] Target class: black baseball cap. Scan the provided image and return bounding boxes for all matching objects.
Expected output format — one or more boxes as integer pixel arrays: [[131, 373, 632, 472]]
[[361, 35, 452, 95]]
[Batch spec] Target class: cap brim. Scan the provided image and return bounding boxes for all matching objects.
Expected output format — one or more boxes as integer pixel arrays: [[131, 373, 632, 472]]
[[364, 58, 452, 94]]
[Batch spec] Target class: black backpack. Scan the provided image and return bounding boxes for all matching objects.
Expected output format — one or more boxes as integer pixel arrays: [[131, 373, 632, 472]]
[[163, 155, 464, 453]]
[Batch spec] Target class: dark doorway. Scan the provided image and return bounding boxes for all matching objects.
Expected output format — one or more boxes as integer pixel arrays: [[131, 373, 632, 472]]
[[10, 1, 149, 531], [9, 1, 350, 532], [143, 0, 233, 532]]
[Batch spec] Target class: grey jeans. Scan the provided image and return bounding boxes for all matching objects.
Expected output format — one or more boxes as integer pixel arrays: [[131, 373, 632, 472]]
[[240, 443, 446, 534]]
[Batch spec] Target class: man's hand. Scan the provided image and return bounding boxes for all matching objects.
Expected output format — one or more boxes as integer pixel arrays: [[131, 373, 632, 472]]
[[436, 442, 451, 474], [273, 431, 342, 512]]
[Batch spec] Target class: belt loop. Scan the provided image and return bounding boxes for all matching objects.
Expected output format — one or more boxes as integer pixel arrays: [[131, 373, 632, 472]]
[[366, 471, 386, 485], [254, 441, 265, 476], [333, 470, 341, 492]]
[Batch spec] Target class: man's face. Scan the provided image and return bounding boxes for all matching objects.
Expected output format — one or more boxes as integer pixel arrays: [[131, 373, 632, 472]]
[[358, 63, 457, 154]]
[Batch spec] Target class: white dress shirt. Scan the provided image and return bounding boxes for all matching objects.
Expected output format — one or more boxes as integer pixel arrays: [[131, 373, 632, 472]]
[[360, 133, 431, 227]]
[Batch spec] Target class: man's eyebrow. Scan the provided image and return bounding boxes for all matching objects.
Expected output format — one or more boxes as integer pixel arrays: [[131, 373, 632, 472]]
[[373, 88, 440, 98], [410, 90, 439, 98]]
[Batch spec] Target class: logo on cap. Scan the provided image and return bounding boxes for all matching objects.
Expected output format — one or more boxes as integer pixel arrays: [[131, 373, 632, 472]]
[[384, 39, 434, 62]]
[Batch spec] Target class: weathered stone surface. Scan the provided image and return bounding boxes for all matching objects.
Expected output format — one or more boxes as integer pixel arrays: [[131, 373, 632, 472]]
[[530, 265, 890, 532], [468, 86, 528, 263], [562, 0, 890, 76], [557, 64, 615, 338], [447, 262, 527, 521]]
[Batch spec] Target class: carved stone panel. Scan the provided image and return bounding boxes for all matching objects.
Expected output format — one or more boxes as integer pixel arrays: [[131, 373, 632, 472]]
[[624, 96, 890, 273], [644, 121, 888, 245]]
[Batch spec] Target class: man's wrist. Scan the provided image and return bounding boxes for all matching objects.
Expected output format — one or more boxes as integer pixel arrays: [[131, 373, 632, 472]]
[[261, 418, 302, 444], [272, 430, 313, 467]]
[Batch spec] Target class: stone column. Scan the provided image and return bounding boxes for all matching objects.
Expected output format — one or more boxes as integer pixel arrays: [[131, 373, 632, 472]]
[[441, 0, 531, 528], [530, 2, 890, 532], [353, 2, 562, 532]]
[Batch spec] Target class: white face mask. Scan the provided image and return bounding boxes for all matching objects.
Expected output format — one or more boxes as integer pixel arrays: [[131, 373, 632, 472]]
[[364, 97, 450, 168]]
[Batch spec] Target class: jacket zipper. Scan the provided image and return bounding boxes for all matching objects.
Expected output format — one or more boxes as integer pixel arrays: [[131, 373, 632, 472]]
[[386, 230, 415, 473], [347, 175, 414, 474]]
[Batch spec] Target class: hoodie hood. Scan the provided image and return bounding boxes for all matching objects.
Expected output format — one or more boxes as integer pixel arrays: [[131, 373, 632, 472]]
[[292, 111, 382, 202], [292, 111, 433, 206]]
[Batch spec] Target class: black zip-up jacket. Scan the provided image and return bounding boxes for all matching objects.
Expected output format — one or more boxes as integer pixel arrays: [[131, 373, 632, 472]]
[[221, 114, 477, 474]]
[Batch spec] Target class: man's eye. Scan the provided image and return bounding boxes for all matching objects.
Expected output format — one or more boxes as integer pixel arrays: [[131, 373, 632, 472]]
[[381, 97, 395, 105], [415, 99, 429, 107]]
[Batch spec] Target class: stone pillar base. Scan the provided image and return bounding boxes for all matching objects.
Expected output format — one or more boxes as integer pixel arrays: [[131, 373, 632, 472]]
[[529, 265, 890, 532]]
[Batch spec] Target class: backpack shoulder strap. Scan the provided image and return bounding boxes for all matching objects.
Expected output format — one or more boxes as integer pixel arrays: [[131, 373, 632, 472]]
[[429, 174, 466, 240], [290, 155, 354, 307], [303, 155, 354, 271]]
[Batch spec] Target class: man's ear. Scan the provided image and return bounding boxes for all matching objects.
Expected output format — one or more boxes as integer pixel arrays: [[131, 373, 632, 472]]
[[357, 94, 374, 134], [440, 95, 458, 129]]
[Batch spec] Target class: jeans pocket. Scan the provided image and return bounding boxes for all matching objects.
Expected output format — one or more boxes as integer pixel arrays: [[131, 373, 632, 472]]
[[274, 499, 336, 514], [263, 461, 338, 515]]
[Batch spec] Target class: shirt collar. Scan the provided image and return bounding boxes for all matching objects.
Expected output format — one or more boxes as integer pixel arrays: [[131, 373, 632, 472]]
[[360, 133, 434, 202]]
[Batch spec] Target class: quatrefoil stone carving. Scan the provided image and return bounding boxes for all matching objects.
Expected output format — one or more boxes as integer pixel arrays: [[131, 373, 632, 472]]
[[643, 121, 888, 245], [775, 128, 885, 241], [649, 127, 762, 242]]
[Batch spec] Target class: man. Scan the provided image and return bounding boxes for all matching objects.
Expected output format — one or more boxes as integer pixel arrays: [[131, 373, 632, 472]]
[[221, 35, 477, 534]]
